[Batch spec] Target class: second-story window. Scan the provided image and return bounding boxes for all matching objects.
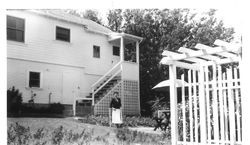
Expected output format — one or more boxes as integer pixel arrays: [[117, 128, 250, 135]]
[[56, 26, 70, 42], [7, 15, 25, 42], [93, 45, 100, 58], [113, 46, 120, 56]]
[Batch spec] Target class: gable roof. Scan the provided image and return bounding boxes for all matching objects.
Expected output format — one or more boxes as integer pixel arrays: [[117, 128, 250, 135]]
[[27, 9, 112, 34]]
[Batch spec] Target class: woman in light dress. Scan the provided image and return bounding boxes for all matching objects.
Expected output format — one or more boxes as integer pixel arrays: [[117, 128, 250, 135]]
[[109, 91, 122, 128]]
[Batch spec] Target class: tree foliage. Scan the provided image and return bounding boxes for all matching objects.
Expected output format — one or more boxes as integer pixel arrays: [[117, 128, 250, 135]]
[[7, 86, 23, 114], [82, 9, 102, 24], [66, 9, 102, 25], [107, 9, 123, 32], [107, 9, 235, 116]]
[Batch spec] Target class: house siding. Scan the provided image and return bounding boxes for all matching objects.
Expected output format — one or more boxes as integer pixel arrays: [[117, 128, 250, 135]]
[[7, 10, 141, 116], [7, 10, 120, 75], [7, 58, 85, 104]]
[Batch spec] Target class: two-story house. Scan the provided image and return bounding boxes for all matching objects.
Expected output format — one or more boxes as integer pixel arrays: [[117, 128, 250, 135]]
[[7, 9, 142, 116]]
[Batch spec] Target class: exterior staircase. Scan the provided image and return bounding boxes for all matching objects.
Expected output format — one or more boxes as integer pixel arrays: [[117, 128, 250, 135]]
[[75, 61, 122, 116], [87, 75, 121, 103]]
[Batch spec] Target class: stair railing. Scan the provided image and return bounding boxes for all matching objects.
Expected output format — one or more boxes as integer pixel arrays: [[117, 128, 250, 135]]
[[91, 61, 122, 105], [95, 80, 122, 106]]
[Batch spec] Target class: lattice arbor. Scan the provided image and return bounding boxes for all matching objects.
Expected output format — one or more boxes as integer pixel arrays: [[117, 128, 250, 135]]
[[160, 40, 242, 145]]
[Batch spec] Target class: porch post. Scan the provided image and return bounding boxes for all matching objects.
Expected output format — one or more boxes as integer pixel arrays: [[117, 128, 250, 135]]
[[136, 41, 141, 115], [169, 64, 178, 145], [120, 36, 124, 62], [136, 41, 139, 64], [120, 36, 124, 115], [73, 91, 76, 116]]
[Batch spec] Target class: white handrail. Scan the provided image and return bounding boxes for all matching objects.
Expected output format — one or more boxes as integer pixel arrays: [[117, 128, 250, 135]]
[[92, 69, 122, 105], [95, 80, 122, 106], [93, 69, 122, 95], [91, 61, 122, 88]]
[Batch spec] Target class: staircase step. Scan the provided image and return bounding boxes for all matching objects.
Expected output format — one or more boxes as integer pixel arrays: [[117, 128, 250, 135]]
[[90, 75, 121, 105], [94, 84, 115, 92], [86, 95, 92, 98], [94, 77, 120, 88]]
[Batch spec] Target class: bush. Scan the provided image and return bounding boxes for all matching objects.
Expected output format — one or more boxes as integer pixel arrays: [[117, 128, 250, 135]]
[[82, 115, 110, 126], [7, 86, 65, 116], [48, 103, 65, 114], [7, 122, 31, 145], [123, 116, 155, 127], [51, 126, 64, 145], [7, 86, 23, 114], [115, 128, 169, 144], [7, 123, 95, 145], [177, 100, 202, 142], [21, 103, 65, 115], [7, 122, 170, 145], [81, 115, 156, 127]]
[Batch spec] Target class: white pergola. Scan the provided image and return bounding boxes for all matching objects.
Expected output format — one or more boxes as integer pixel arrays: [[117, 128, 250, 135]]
[[161, 39, 241, 70], [160, 39, 242, 145]]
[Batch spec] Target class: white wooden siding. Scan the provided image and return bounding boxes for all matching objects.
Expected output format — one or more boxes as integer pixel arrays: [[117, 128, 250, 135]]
[[121, 62, 139, 80], [7, 10, 120, 76], [7, 58, 85, 104], [6, 10, 140, 106]]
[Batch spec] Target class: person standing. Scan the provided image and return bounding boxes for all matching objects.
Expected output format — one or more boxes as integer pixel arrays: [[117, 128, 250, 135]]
[[109, 91, 122, 128]]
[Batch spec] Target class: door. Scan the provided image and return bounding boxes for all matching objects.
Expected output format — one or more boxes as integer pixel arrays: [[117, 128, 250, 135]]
[[45, 71, 63, 104], [62, 71, 80, 105]]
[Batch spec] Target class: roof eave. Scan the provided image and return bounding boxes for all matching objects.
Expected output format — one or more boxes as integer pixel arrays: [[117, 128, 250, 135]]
[[26, 10, 88, 28], [109, 32, 143, 42]]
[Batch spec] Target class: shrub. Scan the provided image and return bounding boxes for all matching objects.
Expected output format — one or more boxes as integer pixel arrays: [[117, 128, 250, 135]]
[[33, 128, 46, 140], [93, 132, 109, 144], [177, 100, 202, 142], [115, 128, 169, 145], [7, 122, 31, 145], [7, 124, 95, 145], [7, 122, 170, 145], [81, 115, 156, 127], [7, 86, 23, 114], [123, 116, 155, 127], [21, 103, 65, 116], [48, 103, 65, 114], [51, 126, 64, 145], [83, 115, 110, 126]]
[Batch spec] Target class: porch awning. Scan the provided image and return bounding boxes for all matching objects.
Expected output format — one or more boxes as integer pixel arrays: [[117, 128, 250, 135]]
[[108, 32, 143, 43]]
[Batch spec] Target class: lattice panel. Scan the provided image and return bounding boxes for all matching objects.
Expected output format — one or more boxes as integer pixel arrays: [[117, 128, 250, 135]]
[[123, 80, 140, 115], [94, 80, 140, 116], [94, 82, 122, 115]]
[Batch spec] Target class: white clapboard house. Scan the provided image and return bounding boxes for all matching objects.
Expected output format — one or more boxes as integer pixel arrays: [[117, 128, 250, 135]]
[[7, 9, 142, 116]]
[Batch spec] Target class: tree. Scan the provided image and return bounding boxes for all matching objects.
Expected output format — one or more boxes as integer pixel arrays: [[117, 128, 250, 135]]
[[83, 9, 102, 25], [66, 9, 82, 17], [107, 9, 123, 32], [107, 9, 235, 116], [65, 9, 103, 25]]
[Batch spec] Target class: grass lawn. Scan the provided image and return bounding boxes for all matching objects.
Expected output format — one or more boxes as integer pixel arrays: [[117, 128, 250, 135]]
[[7, 117, 170, 145], [8, 117, 114, 138]]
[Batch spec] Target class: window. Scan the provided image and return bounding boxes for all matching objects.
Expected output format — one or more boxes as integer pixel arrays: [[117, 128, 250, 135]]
[[7, 15, 25, 42], [113, 46, 120, 56], [29, 71, 41, 88], [93, 45, 100, 58], [56, 26, 70, 42], [125, 43, 136, 63]]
